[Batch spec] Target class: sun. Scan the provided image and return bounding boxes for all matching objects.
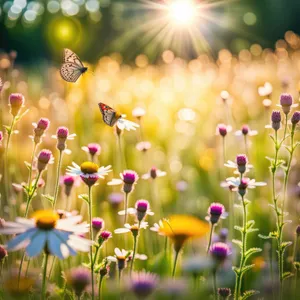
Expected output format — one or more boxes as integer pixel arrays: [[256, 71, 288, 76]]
[[168, 0, 197, 25]]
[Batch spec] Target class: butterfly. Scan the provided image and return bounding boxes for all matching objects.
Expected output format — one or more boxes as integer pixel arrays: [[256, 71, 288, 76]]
[[60, 49, 88, 83], [98, 103, 122, 127]]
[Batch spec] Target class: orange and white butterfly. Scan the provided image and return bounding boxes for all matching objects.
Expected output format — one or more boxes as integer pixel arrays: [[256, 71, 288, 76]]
[[98, 102, 139, 131], [60, 49, 88, 83]]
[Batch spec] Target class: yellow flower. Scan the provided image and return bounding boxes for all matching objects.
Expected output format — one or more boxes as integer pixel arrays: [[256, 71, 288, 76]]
[[159, 215, 209, 252]]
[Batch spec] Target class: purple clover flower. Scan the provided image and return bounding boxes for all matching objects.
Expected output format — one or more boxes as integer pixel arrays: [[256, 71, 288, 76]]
[[208, 203, 225, 224], [210, 242, 230, 262], [37, 149, 52, 172]]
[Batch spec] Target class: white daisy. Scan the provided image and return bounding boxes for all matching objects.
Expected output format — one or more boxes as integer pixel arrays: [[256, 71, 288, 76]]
[[116, 115, 140, 131], [66, 162, 112, 183], [0, 210, 92, 259], [107, 248, 131, 263], [114, 222, 148, 234], [226, 177, 266, 189], [142, 167, 166, 180]]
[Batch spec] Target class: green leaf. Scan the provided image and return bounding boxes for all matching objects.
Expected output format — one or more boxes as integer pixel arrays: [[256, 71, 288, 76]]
[[281, 241, 292, 252], [293, 262, 300, 270], [15, 108, 29, 122], [247, 228, 259, 233], [241, 290, 260, 300], [42, 194, 54, 204], [258, 234, 273, 240], [234, 226, 243, 233], [241, 264, 255, 274], [79, 194, 89, 203], [3, 125, 11, 134], [245, 248, 262, 259], [232, 239, 243, 249], [24, 161, 32, 171], [282, 272, 294, 281]]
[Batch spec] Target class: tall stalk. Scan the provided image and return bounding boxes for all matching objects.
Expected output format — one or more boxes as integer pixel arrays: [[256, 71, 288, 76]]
[[88, 186, 95, 300], [53, 150, 63, 209]]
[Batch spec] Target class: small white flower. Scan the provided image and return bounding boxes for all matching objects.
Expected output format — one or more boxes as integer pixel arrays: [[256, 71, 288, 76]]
[[142, 167, 166, 180], [107, 248, 130, 262], [224, 160, 252, 174], [132, 107, 146, 118], [114, 222, 148, 234], [117, 208, 154, 217], [226, 177, 266, 189], [117, 115, 139, 131]]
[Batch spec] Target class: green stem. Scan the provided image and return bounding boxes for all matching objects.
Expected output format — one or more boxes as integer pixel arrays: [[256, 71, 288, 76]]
[[42, 253, 49, 299], [207, 224, 215, 254], [213, 269, 217, 300], [222, 137, 226, 164], [98, 275, 104, 300], [88, 186, 95, 300], [244, 135, 248, 157], [24, 171, 41, 218], [130, 234, 138, 275], [53, 150, 63, 209], [271, 130, 284, 297], [234, 195, 247, 300], [124, 193, 128, 224], [172, 250, 179, 278], [27, 143, 37, 188], [4, 116, 16, 215]]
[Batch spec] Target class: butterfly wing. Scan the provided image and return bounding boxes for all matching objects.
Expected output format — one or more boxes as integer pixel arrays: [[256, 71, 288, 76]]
[[98, 103, 120, 126], [60, 63, 83, 83], [63, 48, 84, 68]]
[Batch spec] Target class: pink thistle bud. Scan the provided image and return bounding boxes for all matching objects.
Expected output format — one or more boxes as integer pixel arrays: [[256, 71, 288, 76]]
[[9, 93, 25, 116], [80, 174, 99, 187], [150, 167, 157, 179], [236, 154, 248, 174], [218, 288, 231, 299], [291, 111, 300, 125], [296, 225, 300, 236], [210, 242, 230, 262], [217, 124, 228, 137], [37, 118, 50, 130], [271, 110, 281, 131], [238, 178, 249, 197], [122, 170, 139, 194], [87, 143, 101, 156], [136, 199, 149, 221], [0, 245, 7, 261], [62, 175, 75, 197], [37, 149, 52, 172], [67, 267, 91, 297], [208, 203, 225, 224], [280, 93, 293, 114], [92, 217, 105, 235], [0, 131, 3, 143], [56, 126, 69, 151], [98, 230, 112, 244], [241, 125, 249, 135]]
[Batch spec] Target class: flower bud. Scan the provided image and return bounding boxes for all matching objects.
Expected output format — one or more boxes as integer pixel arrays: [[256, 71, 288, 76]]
[[236, 154, 247, 174], [218, 124, 228, 137], [280, 93, 293, 115], [291, 111, 300, 126], [37, 149, 52, 172], [56, 126, 69, 151], [9, 93, 24, 116], [136, 200, 149, 221], [271, 110, 281, 131], [208, 203, 225, 224], [0, 245, 7, 261], [218, 287, 231, 299]]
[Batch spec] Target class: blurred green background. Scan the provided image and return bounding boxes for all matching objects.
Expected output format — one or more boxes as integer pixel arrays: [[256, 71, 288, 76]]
[[1, 0, 300, 64]]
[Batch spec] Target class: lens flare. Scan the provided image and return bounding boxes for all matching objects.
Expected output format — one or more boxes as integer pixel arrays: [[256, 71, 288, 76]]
[[168, 0, 196, 25]]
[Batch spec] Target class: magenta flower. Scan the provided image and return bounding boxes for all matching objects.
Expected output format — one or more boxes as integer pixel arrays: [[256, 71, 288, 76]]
[[99, 230, 112, 242], [291, 111, 300, 125], [9, 93, 25, 116], [92, 217, 105, 236], [67, 267, 91, 297], [37, 149, 53, 172], [108, 170, 139, 194], [207, 203, 226, 224], [82, 143, 101, 158], [52, 126, 76, 152], [216, 124, 231, 137], [278, 93, 297, 114], [210, 242, 230, 262], [0, 131, 3, 143]]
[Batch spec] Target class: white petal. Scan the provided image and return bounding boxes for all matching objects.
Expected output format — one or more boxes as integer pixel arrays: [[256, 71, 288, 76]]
[[142, 174, 150, 180], [114, 228, 130, 234], [107, 179, 123, 186], [115, 248, 122, 256]]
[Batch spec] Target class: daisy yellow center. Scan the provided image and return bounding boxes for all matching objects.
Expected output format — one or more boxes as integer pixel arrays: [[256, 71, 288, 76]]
[[34, 210, 59, 230], [117, 255, 126, 260], [80, 162, 99, 174]]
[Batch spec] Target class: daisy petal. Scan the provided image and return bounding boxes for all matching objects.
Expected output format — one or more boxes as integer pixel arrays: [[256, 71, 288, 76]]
[[26, 231, 47, 257], [6, 228, 37, 251]]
